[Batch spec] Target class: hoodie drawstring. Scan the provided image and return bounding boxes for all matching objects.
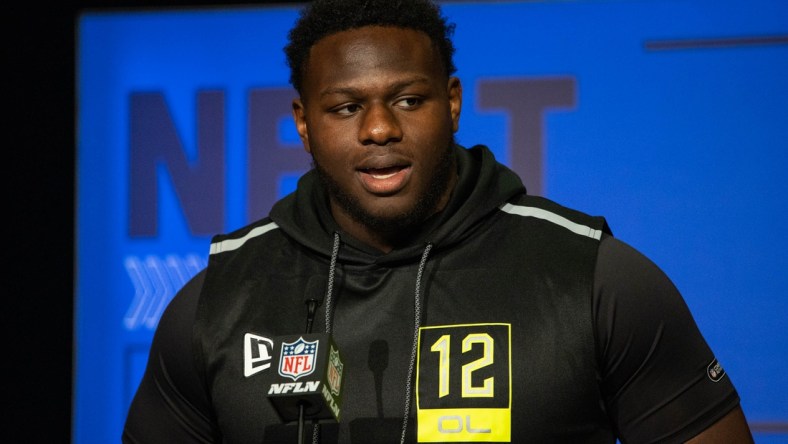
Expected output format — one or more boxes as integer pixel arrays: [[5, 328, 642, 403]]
[[312, 232, 342, 444], [400, 242, 433, 444], [324, 232, 341, 335], [314, 233, 434, 444]]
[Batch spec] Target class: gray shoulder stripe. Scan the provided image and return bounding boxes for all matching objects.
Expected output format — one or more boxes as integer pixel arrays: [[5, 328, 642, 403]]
[[499, 203, 602, 240], [209, 222, 279, 255]]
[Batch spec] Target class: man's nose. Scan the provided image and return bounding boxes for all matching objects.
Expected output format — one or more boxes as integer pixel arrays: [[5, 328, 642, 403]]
[[358, 104, 403, 146]]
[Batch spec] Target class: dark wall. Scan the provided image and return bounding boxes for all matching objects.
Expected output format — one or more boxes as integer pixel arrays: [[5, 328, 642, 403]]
[[10, 2, 302, 442]]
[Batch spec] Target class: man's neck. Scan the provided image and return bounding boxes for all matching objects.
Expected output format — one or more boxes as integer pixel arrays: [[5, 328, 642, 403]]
[[330, 208, 397, 253]]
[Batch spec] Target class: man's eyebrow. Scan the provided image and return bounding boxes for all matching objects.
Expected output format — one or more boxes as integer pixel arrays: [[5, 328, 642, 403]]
[[319, 86, 360, 98], [319, 76, 432, 98]]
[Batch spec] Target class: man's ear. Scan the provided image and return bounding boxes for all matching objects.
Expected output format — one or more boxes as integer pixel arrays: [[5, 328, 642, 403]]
[[292, 98, 311, 153], [448, 77, 462, 133]]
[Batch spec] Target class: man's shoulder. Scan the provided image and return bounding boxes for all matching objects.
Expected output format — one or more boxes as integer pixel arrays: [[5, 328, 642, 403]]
[[498, 194, 612, 241], [208, 217, 282, 256]]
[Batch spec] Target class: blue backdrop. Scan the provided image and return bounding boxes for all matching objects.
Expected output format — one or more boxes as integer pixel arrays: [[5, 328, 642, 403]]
[[76, 1, 788, 442]]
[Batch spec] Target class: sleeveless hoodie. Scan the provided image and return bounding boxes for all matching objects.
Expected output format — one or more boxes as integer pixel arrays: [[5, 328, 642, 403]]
[[196, 144, 614, 443]]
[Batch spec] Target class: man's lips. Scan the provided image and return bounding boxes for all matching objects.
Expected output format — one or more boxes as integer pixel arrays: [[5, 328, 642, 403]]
[[357, 165, 412, 195]]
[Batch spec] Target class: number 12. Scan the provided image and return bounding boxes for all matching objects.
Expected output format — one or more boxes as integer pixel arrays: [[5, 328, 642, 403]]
[[430, 333, 494, 398]]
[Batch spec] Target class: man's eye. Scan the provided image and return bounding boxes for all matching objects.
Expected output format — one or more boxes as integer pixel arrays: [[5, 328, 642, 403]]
[[335, 104, 361, 115], [395, 97, 422, 109]]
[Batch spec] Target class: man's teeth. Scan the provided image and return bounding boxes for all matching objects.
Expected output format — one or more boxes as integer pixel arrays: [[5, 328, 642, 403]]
[[365, 166, 401, 180], [370, 170, 397, 179]]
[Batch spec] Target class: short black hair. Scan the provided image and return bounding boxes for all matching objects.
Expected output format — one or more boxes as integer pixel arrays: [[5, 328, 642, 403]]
[[284, 0, 457, 94]]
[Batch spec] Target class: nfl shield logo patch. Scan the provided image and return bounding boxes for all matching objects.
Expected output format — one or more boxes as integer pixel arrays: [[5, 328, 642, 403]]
[[327, 345, 344, 396], [278, 336, 319, 381]]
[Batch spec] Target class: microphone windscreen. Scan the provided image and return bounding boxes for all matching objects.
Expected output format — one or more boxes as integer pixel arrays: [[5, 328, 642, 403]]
[[266, 333, 345, 423]]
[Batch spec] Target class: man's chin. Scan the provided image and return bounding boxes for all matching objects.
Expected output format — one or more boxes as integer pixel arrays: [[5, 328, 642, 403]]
[[348, 202, 424, 234]]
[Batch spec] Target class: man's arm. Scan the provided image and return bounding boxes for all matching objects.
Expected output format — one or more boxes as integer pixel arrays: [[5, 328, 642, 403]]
[[123, 270, 219, 443], [686, 406, 753, 443], [594, 235, 749, 443]]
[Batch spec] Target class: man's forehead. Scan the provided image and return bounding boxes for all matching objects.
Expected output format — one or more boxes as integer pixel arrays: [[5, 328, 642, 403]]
[[310, 25, 432, 51], [301, 26, 443, 94]]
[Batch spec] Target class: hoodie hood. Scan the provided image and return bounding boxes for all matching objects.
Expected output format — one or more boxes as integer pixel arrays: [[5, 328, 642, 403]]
[[269, 144, 525, 265]]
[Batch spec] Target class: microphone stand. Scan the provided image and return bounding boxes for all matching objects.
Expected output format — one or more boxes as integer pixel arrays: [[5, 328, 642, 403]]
[[298, 299, 320, 444], [297, 402, 306, 444]]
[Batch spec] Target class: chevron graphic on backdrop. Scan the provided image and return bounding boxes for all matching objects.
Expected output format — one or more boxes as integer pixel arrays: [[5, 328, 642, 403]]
[[124, 254, 207, 330]]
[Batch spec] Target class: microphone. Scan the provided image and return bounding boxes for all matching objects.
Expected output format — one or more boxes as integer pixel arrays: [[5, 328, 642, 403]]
[[266, 276, 344, 435]]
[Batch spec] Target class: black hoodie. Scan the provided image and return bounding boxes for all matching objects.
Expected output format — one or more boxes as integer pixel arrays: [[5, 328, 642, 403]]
[[124, 145, 739, 444]]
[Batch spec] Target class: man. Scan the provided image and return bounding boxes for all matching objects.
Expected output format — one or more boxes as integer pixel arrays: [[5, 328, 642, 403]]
[[123, 0, 753, 442]]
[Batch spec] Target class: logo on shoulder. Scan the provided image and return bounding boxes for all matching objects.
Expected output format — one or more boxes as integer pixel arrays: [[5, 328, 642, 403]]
[[279, 336, 318, 381], [707, 358, 726, 382], [244, 333, 274, 377]]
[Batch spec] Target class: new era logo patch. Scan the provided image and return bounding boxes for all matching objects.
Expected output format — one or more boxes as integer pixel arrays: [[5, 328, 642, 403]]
[[244, 333, 274, 377]]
